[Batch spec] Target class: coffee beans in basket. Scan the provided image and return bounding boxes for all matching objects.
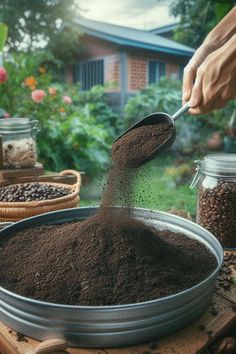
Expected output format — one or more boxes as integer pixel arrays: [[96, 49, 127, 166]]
[[0, 183, 70, 202]]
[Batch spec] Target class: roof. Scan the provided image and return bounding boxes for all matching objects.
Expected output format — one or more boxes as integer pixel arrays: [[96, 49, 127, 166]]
[[149, 23, 188, 36], [67, 17, 194, 57], [149, 23, 179, 35]]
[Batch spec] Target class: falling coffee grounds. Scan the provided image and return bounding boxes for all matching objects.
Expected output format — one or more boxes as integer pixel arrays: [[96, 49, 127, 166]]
[[112, 122, 173, 168], [0, 211, 216, 305]]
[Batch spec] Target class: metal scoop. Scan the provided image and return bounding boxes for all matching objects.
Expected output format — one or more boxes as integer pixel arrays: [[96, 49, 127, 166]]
[[113, 102, 189, 166]]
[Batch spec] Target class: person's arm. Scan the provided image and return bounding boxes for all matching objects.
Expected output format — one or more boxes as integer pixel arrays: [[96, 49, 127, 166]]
[[188, 34, 236, 114], [203, 5, 236, 50], [182, 6, 236, 105]]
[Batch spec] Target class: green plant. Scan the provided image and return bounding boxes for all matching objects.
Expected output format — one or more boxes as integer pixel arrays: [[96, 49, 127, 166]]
[[170, 0, 235, 48], [0, 22, 7, 52], [124, 77, 236, 146], [124, 78, 182, 127]]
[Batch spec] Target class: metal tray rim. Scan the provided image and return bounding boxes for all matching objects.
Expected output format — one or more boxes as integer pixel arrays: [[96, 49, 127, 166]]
[[0, 207, 223, 310]]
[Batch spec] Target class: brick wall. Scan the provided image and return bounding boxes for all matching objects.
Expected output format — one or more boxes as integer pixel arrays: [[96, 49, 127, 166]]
[[128, 56, 147, 91], [104, 55, 120, 92], [127, 49, 188, 92], [79, 35, 119, 59], [166, 62, 179, 79]]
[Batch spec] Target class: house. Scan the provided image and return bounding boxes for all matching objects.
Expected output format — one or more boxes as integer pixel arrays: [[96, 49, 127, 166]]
[[65, 17, 194, 108], [148, 23, 180, 40]]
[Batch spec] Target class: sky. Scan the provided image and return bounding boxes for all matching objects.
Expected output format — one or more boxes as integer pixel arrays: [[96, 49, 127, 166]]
[[78, 0, 177, 30]]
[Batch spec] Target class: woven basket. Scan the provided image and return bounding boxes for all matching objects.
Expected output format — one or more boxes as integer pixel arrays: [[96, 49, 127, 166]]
[[0, 170, 81, 222]]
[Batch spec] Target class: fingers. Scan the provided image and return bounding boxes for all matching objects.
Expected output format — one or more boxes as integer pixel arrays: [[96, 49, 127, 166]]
[[182, 45, 211, 104], [182, 62, 196, 104], [187, 37, 236, 115], [188, 107, 204, 115], [182, 43, 215, 107], [189, 67, 204, 108]]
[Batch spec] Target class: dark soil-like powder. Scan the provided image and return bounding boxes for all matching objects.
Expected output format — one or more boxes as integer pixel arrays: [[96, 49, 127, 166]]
[[112, 123, 173, 168], [0, 210, 216, 305], [101, 166, 138, 209], [0, 119, 217, 306]]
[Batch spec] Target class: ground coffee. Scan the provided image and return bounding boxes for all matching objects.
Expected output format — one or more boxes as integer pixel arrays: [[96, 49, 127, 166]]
[[0, 211, 216, 305], [112, 122, 172, 168], [0, 120, 217, 306]]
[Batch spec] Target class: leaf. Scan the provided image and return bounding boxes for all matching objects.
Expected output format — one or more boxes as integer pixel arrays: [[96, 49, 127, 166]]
[[0, 23, 8, 52], [215, 2, 232, 22]]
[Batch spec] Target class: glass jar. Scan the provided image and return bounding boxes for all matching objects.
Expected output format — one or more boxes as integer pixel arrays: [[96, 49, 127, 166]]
[[191, 153, 236, 249], [0, 118, 39, 169]]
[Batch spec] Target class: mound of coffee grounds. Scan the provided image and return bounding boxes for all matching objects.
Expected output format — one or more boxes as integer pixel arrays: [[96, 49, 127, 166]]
[[0, 116, 217, 307], [0, 183, 70, 202], [112, 122, 172, 168], [0, 210, 216, 305]]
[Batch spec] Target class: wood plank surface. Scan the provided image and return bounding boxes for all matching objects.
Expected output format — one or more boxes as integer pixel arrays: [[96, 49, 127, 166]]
[[0, 163, 44, 180]]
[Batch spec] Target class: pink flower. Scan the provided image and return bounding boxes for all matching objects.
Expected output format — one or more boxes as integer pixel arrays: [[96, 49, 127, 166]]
[[49, 87, 57, 96], [0, 67, 8, 84], [32, 89, 46, 103], [63, 95, 72, 104]]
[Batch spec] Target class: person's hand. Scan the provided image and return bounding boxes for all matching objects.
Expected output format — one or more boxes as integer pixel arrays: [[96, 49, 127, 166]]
[[186, 34, 236, 115], [182, 43, 215, 105], [182, 6, 236, 112]]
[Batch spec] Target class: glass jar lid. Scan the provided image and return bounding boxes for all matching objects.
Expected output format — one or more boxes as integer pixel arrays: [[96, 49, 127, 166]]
[[200, 153, 236, 175], [0, 118, 39, 134], [190, 153, 236, 189]]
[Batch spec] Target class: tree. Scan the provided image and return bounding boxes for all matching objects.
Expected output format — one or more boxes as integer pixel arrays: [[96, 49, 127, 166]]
[[0, 0, 80, 52], [170, 0, 236, 48], [50, 26, 83, 64]]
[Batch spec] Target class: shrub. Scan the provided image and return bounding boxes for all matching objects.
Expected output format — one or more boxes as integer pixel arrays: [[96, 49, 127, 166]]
[[0, 52, 118, 176], [124, 78, 235, 151]]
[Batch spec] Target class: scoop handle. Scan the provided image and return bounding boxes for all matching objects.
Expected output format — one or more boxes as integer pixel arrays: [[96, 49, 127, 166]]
[[172, 102, 190, 121]]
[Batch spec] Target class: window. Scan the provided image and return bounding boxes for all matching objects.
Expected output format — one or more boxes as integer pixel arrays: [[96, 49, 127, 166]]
[[73, 59, 104, 90], [148, 60, 166, 84]]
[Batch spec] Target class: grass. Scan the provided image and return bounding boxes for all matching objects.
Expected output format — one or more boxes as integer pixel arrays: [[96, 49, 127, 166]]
[[80, 155, 197, 216], [79, 199, 99, 207], [132, 159, 196, 215]]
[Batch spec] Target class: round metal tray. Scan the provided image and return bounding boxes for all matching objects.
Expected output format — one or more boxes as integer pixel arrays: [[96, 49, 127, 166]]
[[0, 207, 223, 348]]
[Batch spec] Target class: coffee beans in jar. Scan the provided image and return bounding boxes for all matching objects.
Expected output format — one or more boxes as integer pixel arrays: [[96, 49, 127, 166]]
[[191, 153, 236, 248]]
